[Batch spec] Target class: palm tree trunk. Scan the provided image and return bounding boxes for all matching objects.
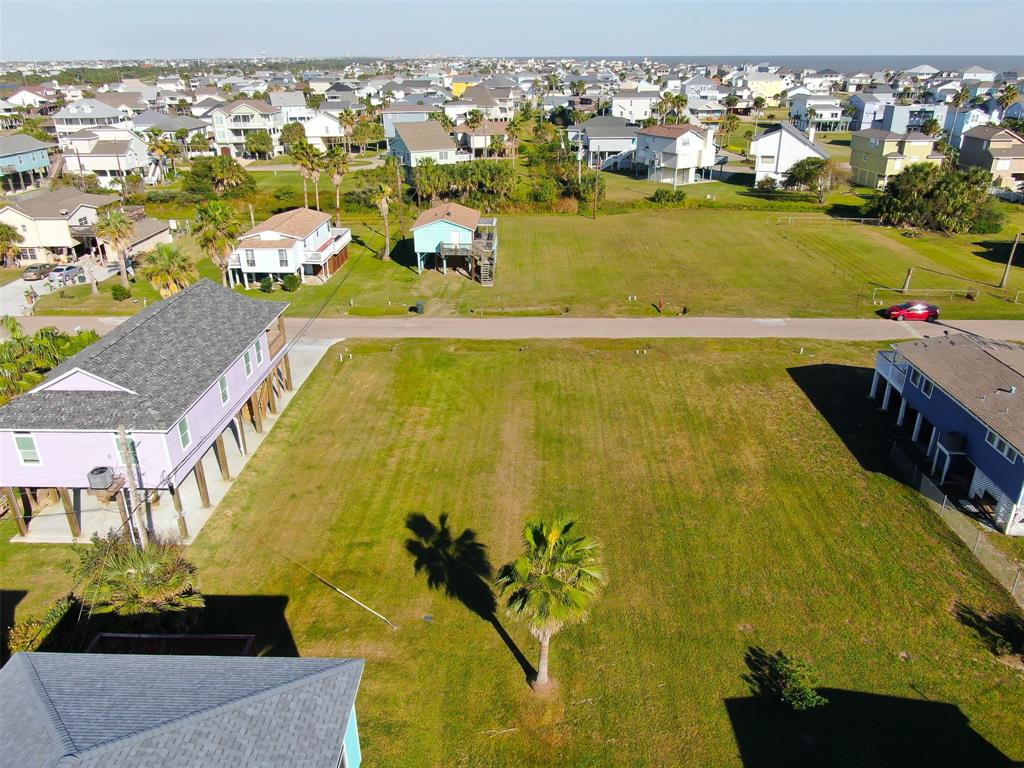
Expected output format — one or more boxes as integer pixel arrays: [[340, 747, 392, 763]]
[[301, 177, 308, 209], [116, 248, 129, 288], [535, 633, 551, 687], [383, 216, 390, 261], [335, 183, 340, 212], [314, 184, 320, 211]]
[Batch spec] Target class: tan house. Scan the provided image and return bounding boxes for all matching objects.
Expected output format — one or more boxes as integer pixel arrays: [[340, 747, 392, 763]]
[[958, 125, 1024, 191], [849, 129, 943, 189]]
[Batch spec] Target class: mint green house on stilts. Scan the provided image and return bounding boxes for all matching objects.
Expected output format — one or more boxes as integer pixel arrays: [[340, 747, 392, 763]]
[[410, 202, 498, 285]]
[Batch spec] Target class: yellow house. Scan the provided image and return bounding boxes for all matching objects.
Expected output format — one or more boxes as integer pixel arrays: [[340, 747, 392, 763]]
[[850, 129, 943, 188], [450, 74, 482, 98]]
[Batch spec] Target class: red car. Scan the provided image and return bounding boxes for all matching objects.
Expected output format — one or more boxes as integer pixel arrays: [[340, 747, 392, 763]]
[[885, 301, 940, 322]]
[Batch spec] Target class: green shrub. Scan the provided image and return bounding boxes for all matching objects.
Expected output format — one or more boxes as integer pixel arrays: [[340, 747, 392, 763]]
[[755, 177, 779, 192], [531, 179, 559, 204], [110, 284, 131, 301], [281, 273, 301, 292], [651, 188, 687, 205], [259, 276, 274, 293], [273, 186, 299, 202], [7, 596, 73, 653], [969, 198, 1008, 234]]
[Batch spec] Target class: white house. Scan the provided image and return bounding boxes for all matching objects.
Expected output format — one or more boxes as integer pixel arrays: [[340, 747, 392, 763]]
[[269, 91, 315, 123], [570, 116, 638, 170], [633, 124, 717, 185], [228, 207, 351, 287], [749, 122, 828, 183], [611, 90, 661, 123], [52, 99, 133, 145], [303, 112, 346, 152], [209, 100, 285, 158], [681, 76, 718, 101], [61, 128, 151, 188], [390, 121, 470, 168], [789, 95, 849, 131], [961, 65, 997, 82]]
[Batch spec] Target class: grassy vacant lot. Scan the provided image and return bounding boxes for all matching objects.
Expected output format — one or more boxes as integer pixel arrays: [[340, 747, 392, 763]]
[[2, 339, 1021, 766], [0, 268, 22, 287], [244, 208, 1024, 320]]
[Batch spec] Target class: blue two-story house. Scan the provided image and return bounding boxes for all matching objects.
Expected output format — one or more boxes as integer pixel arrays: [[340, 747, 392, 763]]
[[870, 334, 1023, 535], [0, 134, 54, 192]]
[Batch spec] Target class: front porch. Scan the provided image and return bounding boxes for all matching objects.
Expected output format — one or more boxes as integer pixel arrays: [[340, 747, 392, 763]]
[[2, 339, 331, 545]]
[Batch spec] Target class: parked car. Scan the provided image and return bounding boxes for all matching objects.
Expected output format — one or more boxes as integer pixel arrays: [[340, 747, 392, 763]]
[[47, 265, 85, 285], [22, 263, 55, 281], [885, 301, 940, 321]]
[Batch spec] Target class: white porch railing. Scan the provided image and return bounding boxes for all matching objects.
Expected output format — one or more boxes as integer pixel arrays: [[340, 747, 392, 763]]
[[875, 349, 908, 392]]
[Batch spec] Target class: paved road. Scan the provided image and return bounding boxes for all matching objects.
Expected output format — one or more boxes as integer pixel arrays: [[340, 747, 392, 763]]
[[11, 314, 1024, 342]]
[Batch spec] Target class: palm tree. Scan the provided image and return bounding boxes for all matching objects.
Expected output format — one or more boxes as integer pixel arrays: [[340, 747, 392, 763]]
[[308, 146, 325, 211], [720, 113, 741, 148], [340, 108, 358, 153], [0, 222, 23, 268], [141, 243, 198, 297], [375, 183, 393, 260], [724, 94, 739, 114], [465, 109, 484, 133], [752, 96, 766, 141], [997, 84, 1020, 116], [175, 127, 190, 160], [95, 211, 135, 288], [290, 139, 314, 208], [189, 132, 210, 156], [210, 156, 249, 195], [495, 518, 605, 689], [507, 116, 523, 167], [950, 86, 970, 143], [430, 111, 455, 133], [0, 317, 98, 405], [70, 531, 204, 618], [325, 145, 350, 213], [194, 201, 242, 285]]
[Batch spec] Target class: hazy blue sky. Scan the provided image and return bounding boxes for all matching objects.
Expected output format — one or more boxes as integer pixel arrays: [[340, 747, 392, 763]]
[[1, 0, 1021, 60]]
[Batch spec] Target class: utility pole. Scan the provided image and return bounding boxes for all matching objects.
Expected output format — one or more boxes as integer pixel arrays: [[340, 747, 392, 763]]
[[901, 267, 913, 293], [999, 232, 1020, 290], [117, 425, 149, 547]]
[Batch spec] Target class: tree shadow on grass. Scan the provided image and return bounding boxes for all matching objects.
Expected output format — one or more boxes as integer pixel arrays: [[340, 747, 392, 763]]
[[954, 600, 1024, 656], [404, 513, 536, 683], [726, 645, 1015, 767]]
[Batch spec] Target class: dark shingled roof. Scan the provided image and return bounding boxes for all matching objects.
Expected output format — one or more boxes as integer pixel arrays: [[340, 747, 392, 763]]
[[0, 280, 286, 432], [0, 652, 363, 768]]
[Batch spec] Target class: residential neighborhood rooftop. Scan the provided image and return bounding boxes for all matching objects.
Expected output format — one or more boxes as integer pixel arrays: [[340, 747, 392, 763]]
[[245, 207, 332, 239], [412, 201, 482, 231]]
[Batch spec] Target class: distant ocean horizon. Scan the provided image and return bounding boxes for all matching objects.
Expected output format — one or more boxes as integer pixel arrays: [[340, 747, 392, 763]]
[[570, 55, 1024, 73]]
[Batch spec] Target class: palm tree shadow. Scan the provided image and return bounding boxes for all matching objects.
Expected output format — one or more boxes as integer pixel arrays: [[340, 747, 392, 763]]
[[404, 513, 536, 683]]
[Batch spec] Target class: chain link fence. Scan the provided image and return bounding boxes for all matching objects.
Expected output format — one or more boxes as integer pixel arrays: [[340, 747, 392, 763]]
[[890, 444, 1024, 607]]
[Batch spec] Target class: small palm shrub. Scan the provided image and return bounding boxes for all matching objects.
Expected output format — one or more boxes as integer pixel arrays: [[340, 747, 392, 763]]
[[259, 276, 274, 293], [281, 274, 301, 292], [110, 284, 131, 301]]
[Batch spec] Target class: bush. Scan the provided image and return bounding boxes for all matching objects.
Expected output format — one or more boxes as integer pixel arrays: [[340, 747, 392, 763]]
[[745, 647, 829, 712], [7, 596, 73, 653], [273, 186, 299, 202], [969, 198, 1008, 234], [259, 276, 274, 293], [651, 188, 687, 205], [110, 284, 131, 301], [281, 273, 301, 292], [755, 177, 778, 192], [531, 178, 559, 204]]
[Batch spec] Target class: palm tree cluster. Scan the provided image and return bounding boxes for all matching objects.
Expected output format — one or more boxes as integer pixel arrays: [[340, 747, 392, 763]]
[[194, 200, 243, 285], [0, 317, 99, 405], [95, 211, 135, 288], [291, 140, 352, 212], [657, 92, 690, 124], [0, 221, 24, 267], [411, 158, 517, 205]]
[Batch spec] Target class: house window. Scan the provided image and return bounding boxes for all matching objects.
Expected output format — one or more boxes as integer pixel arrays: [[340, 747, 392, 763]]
[[243, 349, 253, 376], [909, 369, 921, 387], [246, 249, 255, 267], [439, 151, 449, 160], [920, 378, 934, 398], [218, 375, 230, 404], [177, 418, 191, 449], [14, 432, 40, 465], [254, 339, 264, 365], [278, 249, 289, 267], [986, 430, 1019, 463]]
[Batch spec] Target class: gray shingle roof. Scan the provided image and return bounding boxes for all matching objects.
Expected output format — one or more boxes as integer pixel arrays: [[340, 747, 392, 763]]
[[0, 280, 286, 432], [895, 335, 1024, 453], [0, 134, 55, 156], [0, 652, 363, 768]]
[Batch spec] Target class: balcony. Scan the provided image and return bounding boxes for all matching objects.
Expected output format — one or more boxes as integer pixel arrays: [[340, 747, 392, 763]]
[[875, 349, 908, 392]]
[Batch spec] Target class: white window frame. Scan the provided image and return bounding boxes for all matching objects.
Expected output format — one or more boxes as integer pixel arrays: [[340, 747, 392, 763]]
[[986, 430, 1019, 463], [14, 432, 40, 465], [243, 349, 253, 377], [909, 369, 921, 387], [218, 374, 230, 404], [920, 377, 934, 398], [245, 249, 256, 268], [278, 249, 289, 267], [177, 418, 191, 450], [254, 339, 264, 365]]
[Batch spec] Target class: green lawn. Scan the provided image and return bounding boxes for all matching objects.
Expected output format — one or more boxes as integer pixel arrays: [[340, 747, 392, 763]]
[[248, 207, 1023, 320], [0, 268, 22, 287], [2, 339, 1021, 766]]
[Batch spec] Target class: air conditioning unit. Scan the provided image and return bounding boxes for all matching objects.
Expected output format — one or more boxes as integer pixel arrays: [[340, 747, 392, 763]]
[[87, 466, 115, 491]]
